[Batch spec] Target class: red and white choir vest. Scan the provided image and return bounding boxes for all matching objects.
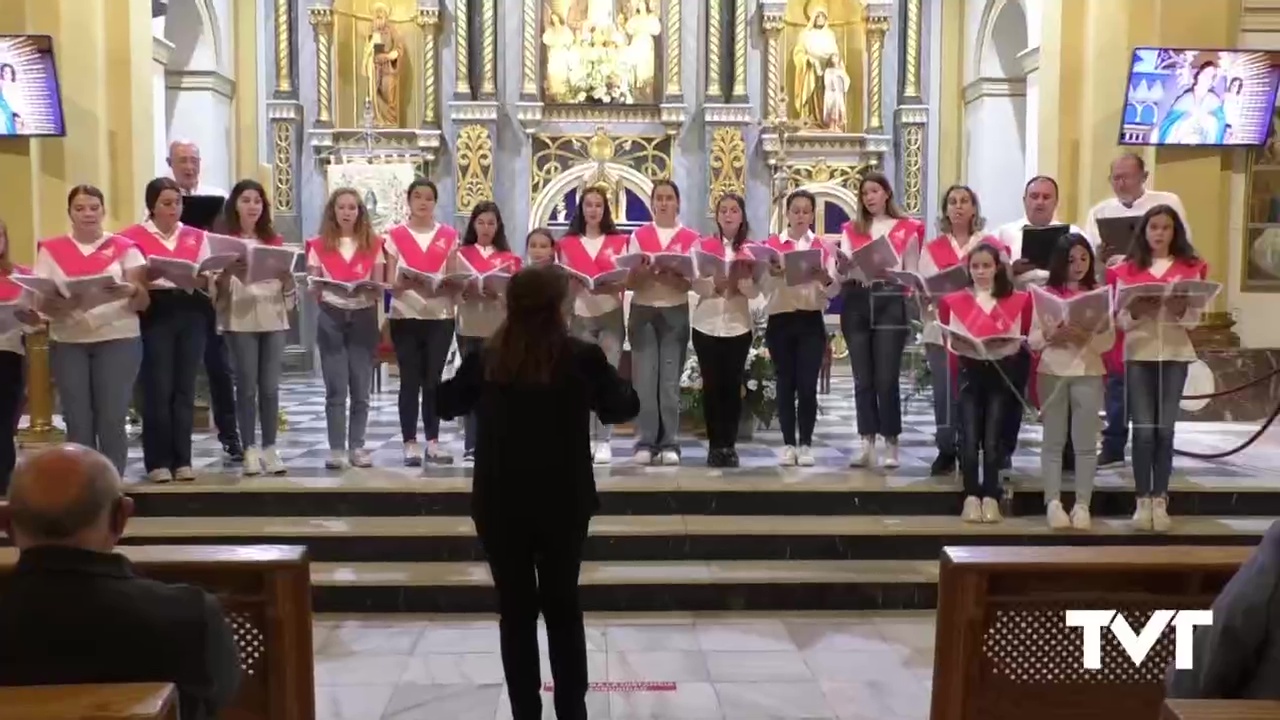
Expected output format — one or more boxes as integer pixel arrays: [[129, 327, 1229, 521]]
[[632, 224, 701, 255], [305, 236, 385, 282], [116, 223, 206, 262], [842, 218, 925, 258], [921, 234, 1006, 270], [558, 233, 630, 275], [1102, 257, 1208, 374], [456, 244, 522, 275], [939, 289, 1032, 375], [697, 236, 757, 259], [0, 264, 32, 303], [762, 234, 833, 265], [387, 224, 457, 274], [38, 235, 134, 278]]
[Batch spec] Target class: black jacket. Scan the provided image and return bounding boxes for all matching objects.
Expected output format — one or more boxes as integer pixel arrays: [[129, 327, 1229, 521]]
[[0, 545, 241, 720], [437, 337, 640, 521]]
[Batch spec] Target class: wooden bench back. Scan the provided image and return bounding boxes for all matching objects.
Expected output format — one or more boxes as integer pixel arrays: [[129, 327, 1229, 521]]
[[0, 545, 315, 720], [1163, 700, 1280, 719], [0, 682, 178, 719], [931, 546, 1252, 720]]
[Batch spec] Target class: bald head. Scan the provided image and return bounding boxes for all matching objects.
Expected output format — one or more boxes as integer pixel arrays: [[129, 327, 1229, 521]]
[[3, 444, 129, 549]]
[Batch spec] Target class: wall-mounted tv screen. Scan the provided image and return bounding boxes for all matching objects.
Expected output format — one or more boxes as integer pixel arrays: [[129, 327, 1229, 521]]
[[1120, 47, 1280, 147], [0, 35, 66, 138]]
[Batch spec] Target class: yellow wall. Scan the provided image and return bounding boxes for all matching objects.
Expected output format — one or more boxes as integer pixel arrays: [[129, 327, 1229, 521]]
[[0, 0, 154, 263]]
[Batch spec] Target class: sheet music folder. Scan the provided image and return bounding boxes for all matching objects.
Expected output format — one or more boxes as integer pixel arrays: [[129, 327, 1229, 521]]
[[1096, 216, 1141, 260], [180, 195, 225, 231], [1020, 224, 1071, 270]]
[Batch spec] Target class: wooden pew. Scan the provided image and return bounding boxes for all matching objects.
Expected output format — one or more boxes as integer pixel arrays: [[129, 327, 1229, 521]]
[[1163, 700, 1280, 719], [930, 546, 1252, 720], [0, 545, 315, 720], [0, 683, 178, 719]]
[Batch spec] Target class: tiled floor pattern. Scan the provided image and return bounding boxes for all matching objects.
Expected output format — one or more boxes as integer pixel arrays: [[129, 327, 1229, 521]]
[[311, 611, 934, 720]]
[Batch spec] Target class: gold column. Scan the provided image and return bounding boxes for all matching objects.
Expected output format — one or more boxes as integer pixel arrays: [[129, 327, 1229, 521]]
[[520, 0, 538, 97], [308, 8, 333, 126], [17, 330, 61, 445], [664, 0, 683, 100], [864, 15, 889, 132], [481, 0, 497, 96], [275, 0, 293, 95], [454, 0, 470, 96], [416, 8, 441, 125], [707, 0, 723, 99], [902, 0, 922, 100], [731, 0, 748, 100], [762, 14, 785, 124]]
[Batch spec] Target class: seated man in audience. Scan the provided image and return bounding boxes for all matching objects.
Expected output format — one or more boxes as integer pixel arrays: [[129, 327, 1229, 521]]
[[1167, 519, 1280, 699], [0, 444, 241, 720]]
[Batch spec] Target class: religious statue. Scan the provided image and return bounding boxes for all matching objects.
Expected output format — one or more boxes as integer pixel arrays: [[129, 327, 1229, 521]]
[[542, 0, 657, 104], [792, 2, 843, 130], [624, 0, 660, 93], [362, 2, 404, 127], [543, 12, 575, 98]]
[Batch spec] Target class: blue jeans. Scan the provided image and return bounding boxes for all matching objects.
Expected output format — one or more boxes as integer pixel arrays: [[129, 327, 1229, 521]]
[[1102, 371, 1129, 457], [1126, 361, 1188, 498]]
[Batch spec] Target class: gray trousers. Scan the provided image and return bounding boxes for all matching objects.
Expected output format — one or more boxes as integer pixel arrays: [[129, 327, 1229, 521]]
[[316, 304, 380, 452], [924, 342, 958, 453], [1037, 373, 1104, 506], [570, 308, 625, 442], [51, 337, 142, 475], [627, 303, 689, 452], [226, 331, 287, 449]]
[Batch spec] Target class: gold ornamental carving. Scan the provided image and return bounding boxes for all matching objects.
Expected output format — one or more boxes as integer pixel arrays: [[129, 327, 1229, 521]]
[[272, 119, 296, 212], [900, 123, 924, 215], [732, 0, 748, 99], [481, 0, 497, 96], [865, 16, 888, 132], [707, 127, 746, 216], [707, 0, 724, 99], [530, 129, 673, 200], [664, 0, 683, 99], [309, 8, 335, 125], [414, 8, 441, 125], [784, 159, 868, 194], [454, 0, 470, 96], [903, 0, 922, 99], [455, 124, 495, 214], [275, 0, 293, 94]]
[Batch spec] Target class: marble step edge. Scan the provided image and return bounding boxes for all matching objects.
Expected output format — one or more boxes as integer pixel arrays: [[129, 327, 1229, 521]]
[[311, 559, 941, 587], [120, 514, 1280, 538]]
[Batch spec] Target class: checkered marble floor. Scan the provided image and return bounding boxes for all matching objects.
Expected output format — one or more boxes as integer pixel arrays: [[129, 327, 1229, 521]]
[[88, 370, 1280, 483]]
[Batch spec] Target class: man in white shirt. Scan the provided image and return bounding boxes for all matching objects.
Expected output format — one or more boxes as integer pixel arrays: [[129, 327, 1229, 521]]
[[167, 140, 227, 198], [994, 176, 1088, 288], [1082, 153, 1191, 469]]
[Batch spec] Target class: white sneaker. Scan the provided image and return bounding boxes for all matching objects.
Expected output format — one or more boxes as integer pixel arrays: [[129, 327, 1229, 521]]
[[350, 449, 373, 468], [659, 449, 680, 466], [850, 436, 877, 468], [593, 442, 613, 465], [172, 466, 195, 482], [882, 438, 900, 469], [1046, 500, 1070, 530], [981, 497, 1003, 523], [797, 445, 815, 467], [633, 449, 653, 465], [325, 451, 347, 469], [961, 496, 982, 523], [1132, 497, 1153, 531], [423, 441, 453, 465], [242, 447, 263, 476], [262, 447, 286, 475], [403, 441, 422, 467], [781, 446, 798, 466], [146, 468, 172, 484], [1070, 504, 1092, 530], [1151, 497, 1172, 532]]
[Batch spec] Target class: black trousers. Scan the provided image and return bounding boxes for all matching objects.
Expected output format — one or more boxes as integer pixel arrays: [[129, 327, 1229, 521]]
[[140, 290, 208, 472], [1000, 347, 1032, 460], [691, 329, 752, 450], [476, 513, 590, 720], [764, 310, 826, 447], [958, 356, 1020, 499], [200, 295, 239, 447], [0, 350, 23, 494], [839, 283, 909, 438], [389, 317, 456, 442]]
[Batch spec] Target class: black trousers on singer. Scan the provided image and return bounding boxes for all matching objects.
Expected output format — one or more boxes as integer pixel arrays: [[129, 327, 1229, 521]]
[[389, 318, 456, 443], [958, 355, 1020, 499], [839, 282, 909, 438], [691, 329, 752, 450], [764, 310, 826, 447], [200, 294, 240, 450], [476, 512, 591, 720], [0, 350, 23, 494], [140, 290, 208, 473]]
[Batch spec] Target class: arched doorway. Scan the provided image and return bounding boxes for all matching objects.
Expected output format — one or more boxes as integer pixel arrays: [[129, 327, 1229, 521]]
[[965, 0, 1029, 227], [160, 0, 233, 192]]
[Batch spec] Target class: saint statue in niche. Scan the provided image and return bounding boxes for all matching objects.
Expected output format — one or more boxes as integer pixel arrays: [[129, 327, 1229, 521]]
[[543, 12, 575, 98], [541, 0, 658, 104], [363, 2, 404, 127], [792, 1, 842, 129]]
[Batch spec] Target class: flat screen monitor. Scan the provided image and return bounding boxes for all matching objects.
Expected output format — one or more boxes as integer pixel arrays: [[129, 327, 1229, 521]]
[[0, 35, 66, 138], [1119, 47, 1280, 147]]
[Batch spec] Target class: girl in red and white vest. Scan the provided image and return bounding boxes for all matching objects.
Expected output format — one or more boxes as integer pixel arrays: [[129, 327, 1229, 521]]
[[1107, 204, 1210, 533], [385, 178, 460, 467], [118, 177, 215, 484], [0, 218, 42, 493], [35, 185, 150, 475], [625, 180, 700, 466], [839, 172, 925, 469], [559, 186, 630, 465], [937, 242, 1032, 524], [918, 185, 1001, 477], [760, 189, 840, 467], [214, 179, 297, 477], [306, 188, 386, 470], [451, 200, 523, 463]]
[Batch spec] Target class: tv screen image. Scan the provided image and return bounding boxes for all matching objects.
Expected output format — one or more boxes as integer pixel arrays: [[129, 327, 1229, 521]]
[[1120, 47, 1280, 147], [0, 35, 66, 138]]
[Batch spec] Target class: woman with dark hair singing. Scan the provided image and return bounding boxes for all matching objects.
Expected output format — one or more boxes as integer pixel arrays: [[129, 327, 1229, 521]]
[[437, 265, 638, 720]]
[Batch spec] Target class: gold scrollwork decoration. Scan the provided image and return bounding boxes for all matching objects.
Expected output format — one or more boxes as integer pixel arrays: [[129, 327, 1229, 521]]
[[272, 119, 295, 213], [784, 160, 869, 196], [275, 0, 293, 95], [900, 124, 925, 215], [707, 127, 746, 216], [308, 8, 334, 125], [531, 130, 673, 201], [455, 124, 495, 214]]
